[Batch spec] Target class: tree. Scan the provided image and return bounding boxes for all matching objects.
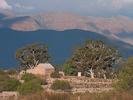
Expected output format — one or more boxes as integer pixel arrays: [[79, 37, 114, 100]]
[[68, 40, 120, 79], [16, 43, 50, 70], [116, 57, 133, 93]]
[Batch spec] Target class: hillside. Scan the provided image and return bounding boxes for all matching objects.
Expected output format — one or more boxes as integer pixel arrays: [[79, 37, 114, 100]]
[[0, 29, 133, 68], [1, 13, 133, 46]]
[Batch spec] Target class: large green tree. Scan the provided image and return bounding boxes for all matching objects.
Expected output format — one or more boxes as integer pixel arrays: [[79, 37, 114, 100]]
[[68, 40, 120, 79], [16, 43, 50, 70]]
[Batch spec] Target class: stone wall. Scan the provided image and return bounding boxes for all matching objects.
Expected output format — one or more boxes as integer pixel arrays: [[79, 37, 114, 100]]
[[59, 76, 114, 93], [0, 92, 19, 100]]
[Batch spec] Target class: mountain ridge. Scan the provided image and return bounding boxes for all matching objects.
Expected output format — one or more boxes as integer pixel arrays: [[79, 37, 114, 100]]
[[1, 13, 132, 45], [0, 28, 133, 67]]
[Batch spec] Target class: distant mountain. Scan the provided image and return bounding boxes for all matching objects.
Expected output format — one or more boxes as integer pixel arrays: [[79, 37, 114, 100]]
[[0, 29, 133, 68], [1, 13, 133, 46]]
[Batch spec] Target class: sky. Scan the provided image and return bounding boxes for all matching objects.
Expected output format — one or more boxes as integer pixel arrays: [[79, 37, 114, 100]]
[[0, 0, 133, 17]]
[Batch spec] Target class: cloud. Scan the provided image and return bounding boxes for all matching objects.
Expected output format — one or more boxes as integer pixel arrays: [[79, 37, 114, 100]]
[[6, 0, 133, 17], [109, 0, 133, 9], [14, 3, 34, 10], [0, 0, 12, 10]]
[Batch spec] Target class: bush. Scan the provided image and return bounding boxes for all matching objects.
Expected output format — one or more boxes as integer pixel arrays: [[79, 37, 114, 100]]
[[63, 64, 77, 76], [0, 70, 21, 92], [21, 73, 47, 84], [0, 77, 21, 92], [115, 57, 133, 93], [51, 71, 61, 78], [18, 79, 43, 95], [19, 73, 47, 95], [40, 79, 47, 85], [21, 73, 38, 82], [51, 80, 71, 91], [6, 69, 18, 75]]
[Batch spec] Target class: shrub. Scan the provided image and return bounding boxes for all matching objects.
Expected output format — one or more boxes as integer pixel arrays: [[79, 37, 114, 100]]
[[19, 73, 47, 95], [21, 73, 38, 82], [51, 80, 71, 91], [51, 71, 61, 78], [0, 70, 21, 92], [63, 64, 77, 76], [21, 73, 47, 84], [6, 69, 18, 75], [0, 77, 21, 92], [115, 57, 133, 93], [40, 79, 47, 85], [18, 79, 43, 95]]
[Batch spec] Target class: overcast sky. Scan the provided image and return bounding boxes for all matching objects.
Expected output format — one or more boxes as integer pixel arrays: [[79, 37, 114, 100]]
[[0, 0, 133, 17]]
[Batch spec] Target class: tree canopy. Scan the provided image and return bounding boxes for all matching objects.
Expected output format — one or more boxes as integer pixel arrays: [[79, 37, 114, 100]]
[[68, 40, 120, 79], [16, 43, 50, 70]]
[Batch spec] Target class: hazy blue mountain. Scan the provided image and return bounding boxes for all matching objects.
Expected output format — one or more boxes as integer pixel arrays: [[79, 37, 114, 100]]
[[1, 13, 133, 46], [0, 29, 133, 69]]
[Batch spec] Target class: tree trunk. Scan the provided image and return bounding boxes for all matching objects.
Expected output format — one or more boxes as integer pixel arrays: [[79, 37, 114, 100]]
[[89, 68, 95, 79], [103, 74, 107, 79], [32, 50, 39, 67]]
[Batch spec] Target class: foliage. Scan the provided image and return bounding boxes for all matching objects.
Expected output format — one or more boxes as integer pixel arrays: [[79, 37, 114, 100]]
[[21, 73, 47, 85], [0, 70, 20, 92], [18, 79, 43, 95], [21, 73, 38, 82], [19, 91, 133, 100], [68, 40, 120, 78], [18, 73, 47, 95], [6, 69, 18, 75], [50, 71, 61, 78], [51, 80, 71, 91], [0, 73, 21, 92], [63, 64, 77, 76], [15, 43, 50, 70], [40, 79, 47, 85], [115, 57, 133, 93]]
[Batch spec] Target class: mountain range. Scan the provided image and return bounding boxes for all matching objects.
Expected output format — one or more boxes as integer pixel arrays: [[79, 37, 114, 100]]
[[0, 13, 133, 46]]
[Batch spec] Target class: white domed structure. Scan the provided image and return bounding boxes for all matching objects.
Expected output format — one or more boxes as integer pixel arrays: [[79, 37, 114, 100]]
[[26, 63, 55, 77]]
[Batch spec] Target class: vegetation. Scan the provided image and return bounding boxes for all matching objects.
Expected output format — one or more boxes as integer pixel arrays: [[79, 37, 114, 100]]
[[18, 79, 43, 95], [15, 43, 50, 70], [1, 40, 133, 99], [115, 57, 133, 93], [21, 73, 39, 82], [21, 73, 47, 85], [63, 64, 77, 76], [19, 91, 133, 100], [68, 40, 120, 79], [18, 73, 46, 95], [17, 73, 48, 95], [50, 71, 61, 78], [51, 80, 71, 91], [0, 71, 21, 92], [6, 69, 18, 75]]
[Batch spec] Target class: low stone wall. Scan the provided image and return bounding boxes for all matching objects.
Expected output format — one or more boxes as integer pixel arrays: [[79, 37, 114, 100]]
[[0, 92, 19, 100], [57, 76, 115, 93]]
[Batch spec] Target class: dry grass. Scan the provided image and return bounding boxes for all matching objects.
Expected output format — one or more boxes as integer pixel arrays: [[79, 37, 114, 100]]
[[19, 91, 133, 100]]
